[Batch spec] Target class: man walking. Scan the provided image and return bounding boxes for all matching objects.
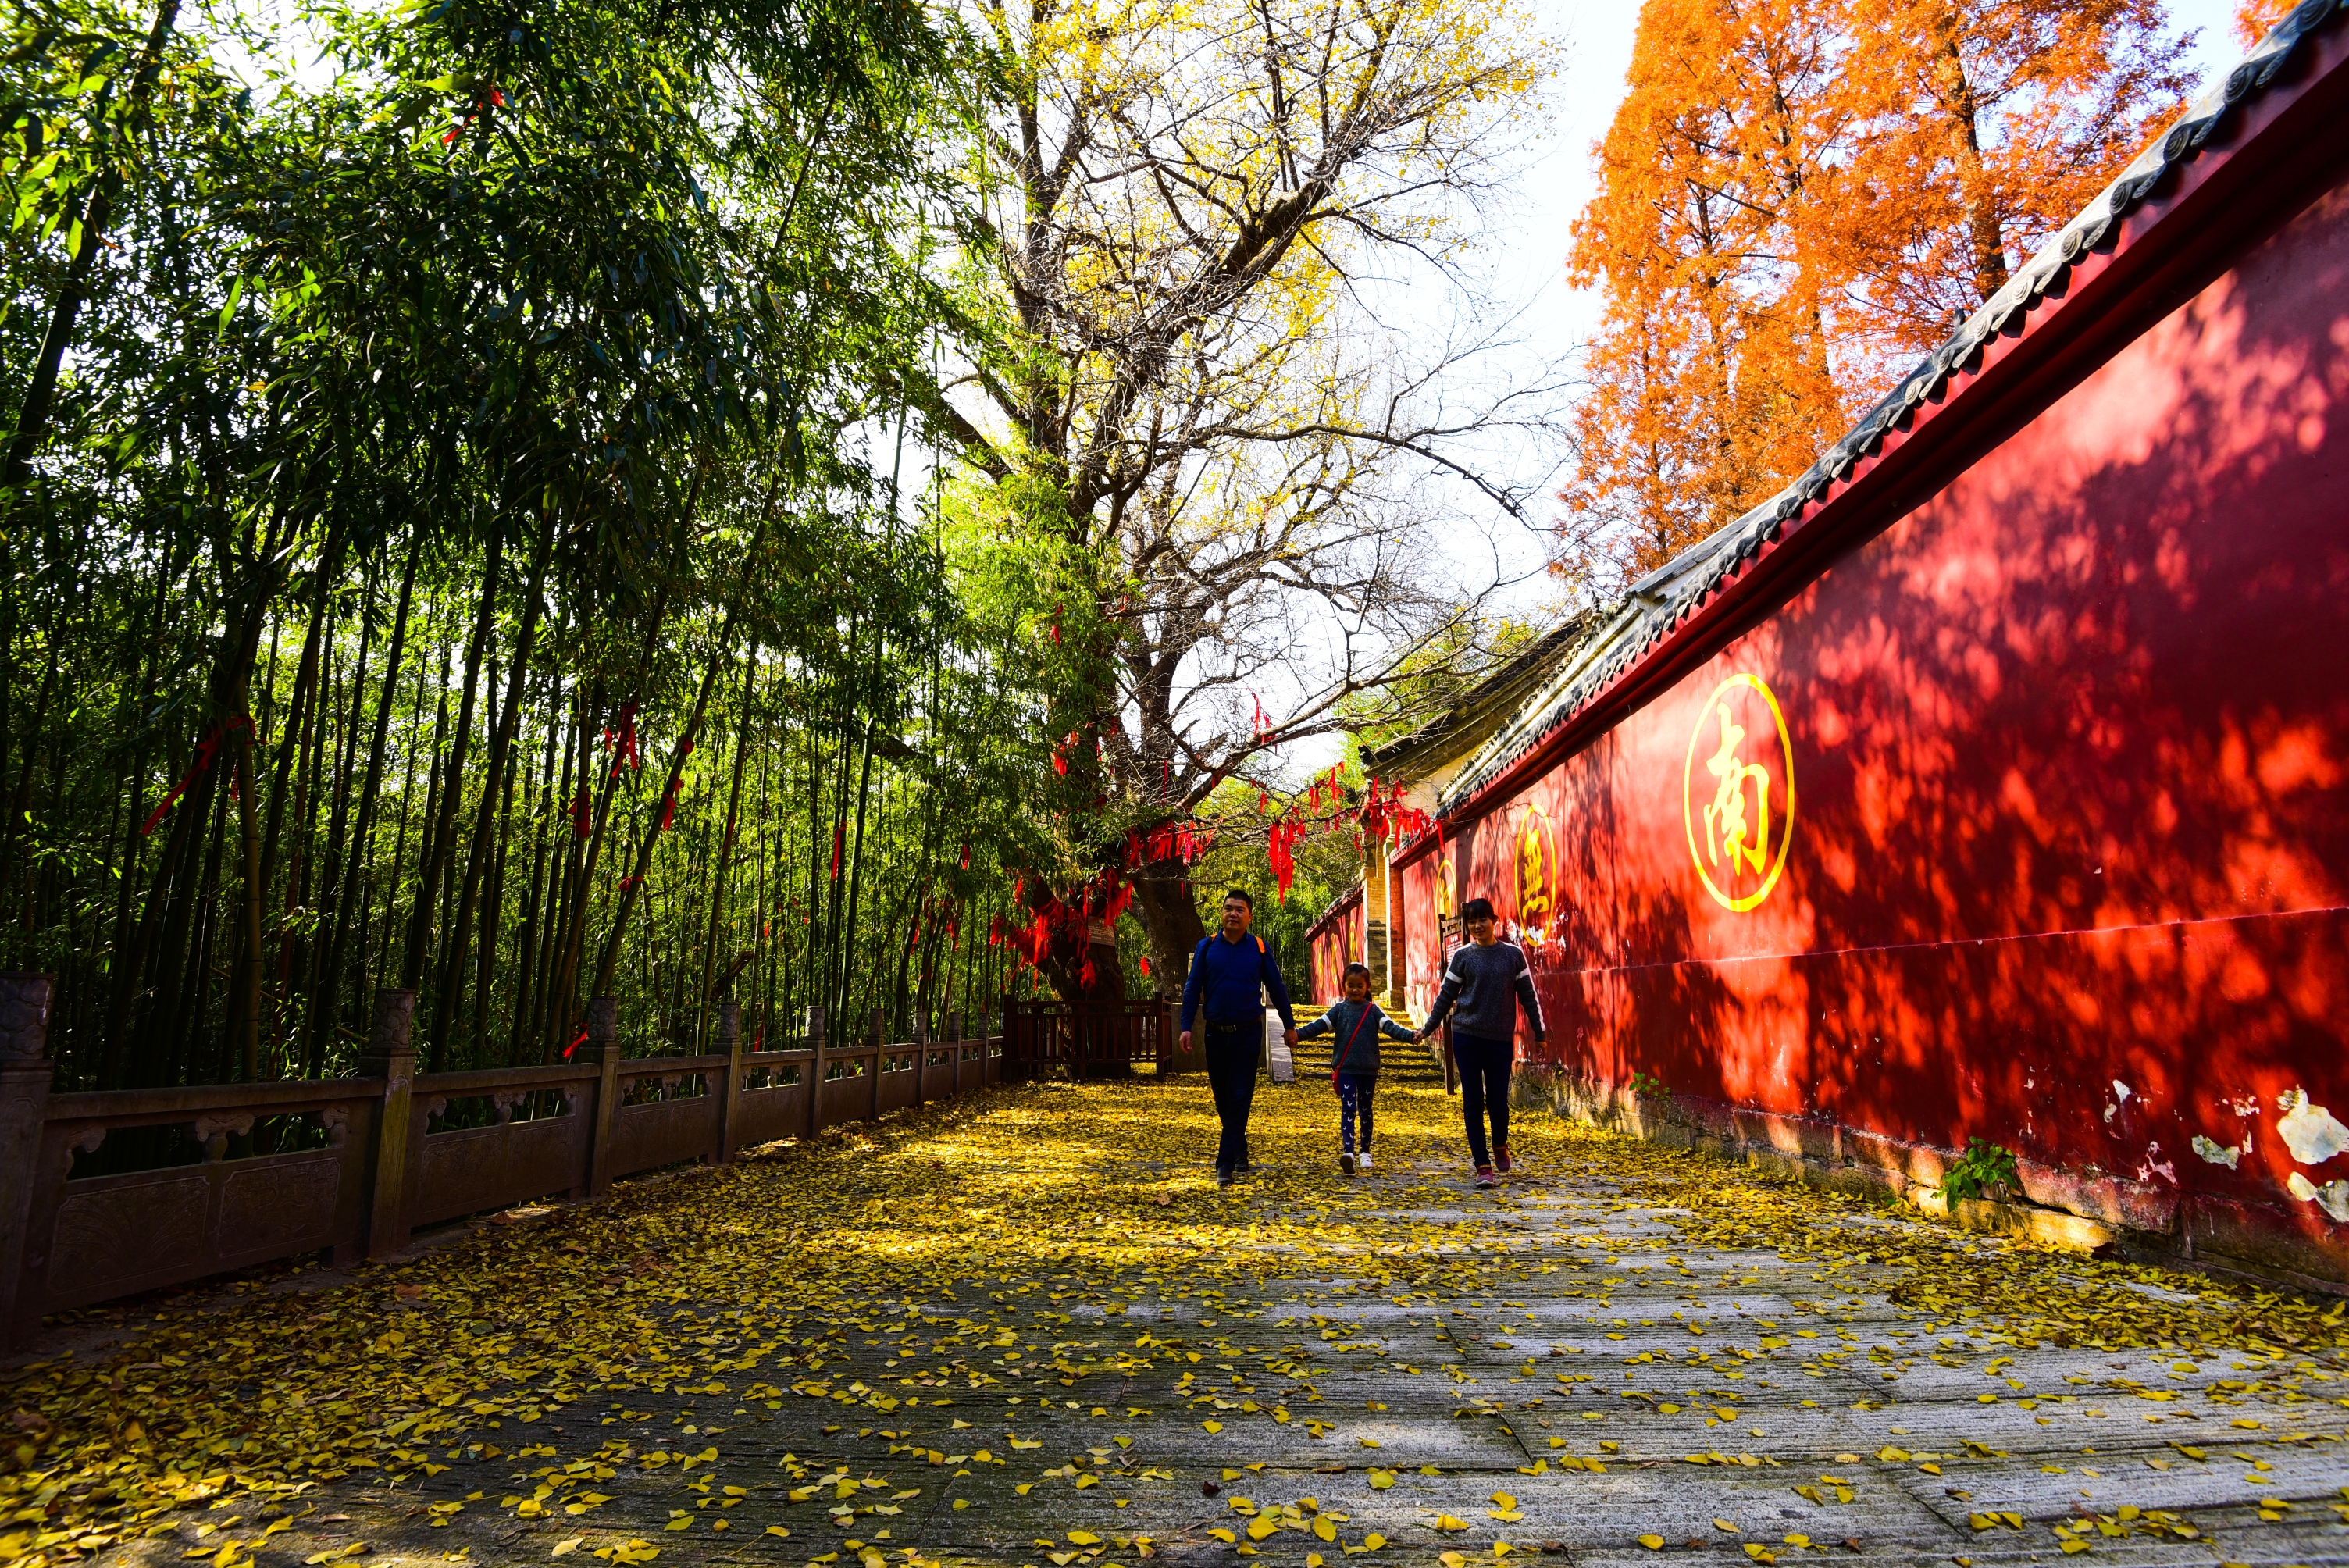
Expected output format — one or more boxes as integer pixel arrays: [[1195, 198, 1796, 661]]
[[1179, 889, 1299, 1186], [1416, 896, 1545, 1187]]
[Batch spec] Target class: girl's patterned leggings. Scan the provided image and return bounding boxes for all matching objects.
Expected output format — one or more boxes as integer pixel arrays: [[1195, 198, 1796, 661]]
[[1337, 1073, 1375, 1153]]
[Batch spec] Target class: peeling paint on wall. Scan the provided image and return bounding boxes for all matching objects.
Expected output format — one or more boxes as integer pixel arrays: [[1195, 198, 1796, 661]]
[[2191, 1133, 2246, 1169], [2286, 1171, 2349, 1224], [2278, 1092, 2349, 1167]]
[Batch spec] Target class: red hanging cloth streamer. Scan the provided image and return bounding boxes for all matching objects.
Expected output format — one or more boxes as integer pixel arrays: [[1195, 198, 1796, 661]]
[[141, 715, 255, 837], [572, 786, 593, 839], [604, 701, 643, 779], [562, 1025, 590, 1060], [829, 820, 845, 879]]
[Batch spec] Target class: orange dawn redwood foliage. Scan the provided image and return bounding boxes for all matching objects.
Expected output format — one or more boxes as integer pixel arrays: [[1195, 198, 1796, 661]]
[[1556, 0, 2198, 599], [2233, 0, 2300, 44]]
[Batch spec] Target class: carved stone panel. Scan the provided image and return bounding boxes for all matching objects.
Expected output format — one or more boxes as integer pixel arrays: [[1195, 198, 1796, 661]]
[[734, 1084, 806, 1149], [48, 1175, 209, 1306], [218, 1156, 341, 1263]]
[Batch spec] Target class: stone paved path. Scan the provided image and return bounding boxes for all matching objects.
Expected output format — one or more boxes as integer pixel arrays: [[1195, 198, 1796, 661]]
[[13, 1073, 2348, 1568]]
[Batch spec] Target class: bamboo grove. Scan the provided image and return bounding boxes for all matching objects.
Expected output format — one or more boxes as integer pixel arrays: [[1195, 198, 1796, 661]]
[[0, 0, 1064, 1089]]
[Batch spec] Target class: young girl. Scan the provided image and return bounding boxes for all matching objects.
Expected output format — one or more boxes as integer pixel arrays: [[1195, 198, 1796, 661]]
[[1296, 962, 1417, 1175]]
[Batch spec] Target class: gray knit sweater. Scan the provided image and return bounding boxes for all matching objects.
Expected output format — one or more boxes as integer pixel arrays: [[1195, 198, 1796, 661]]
[[1421, 939, 1545, 1044]]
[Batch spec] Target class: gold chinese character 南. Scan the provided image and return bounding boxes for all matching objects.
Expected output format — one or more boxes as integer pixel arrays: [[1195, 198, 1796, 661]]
[[1701, 701, 1770, 877]]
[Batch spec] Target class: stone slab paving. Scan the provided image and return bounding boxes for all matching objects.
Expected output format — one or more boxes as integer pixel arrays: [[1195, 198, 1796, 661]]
[[23, 1077, 2349, 1568]]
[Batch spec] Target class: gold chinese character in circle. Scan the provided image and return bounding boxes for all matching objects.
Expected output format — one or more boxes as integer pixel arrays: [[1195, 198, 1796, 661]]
[[1517, 811, 1551, 934], [1681, 672, 1795, 912]]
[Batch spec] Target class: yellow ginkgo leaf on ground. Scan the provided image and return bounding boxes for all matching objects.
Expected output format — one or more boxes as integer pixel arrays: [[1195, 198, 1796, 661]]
[[1208, 1530, 1237, 1545], [1439, 1553, 1467, 1568], [1203, 1421, 1224, 1433], [1431, 1515, 1470, 1532], [1638, 1536, 1665, 1551], [1068, 1532, 1101, 1545], [547, 1541, 582, 1559]]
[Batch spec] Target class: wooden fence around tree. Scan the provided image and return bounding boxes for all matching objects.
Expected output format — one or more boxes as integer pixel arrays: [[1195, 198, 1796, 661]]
[[1000, 998, 1187, 1078], [0, 975, 1011, 1349]]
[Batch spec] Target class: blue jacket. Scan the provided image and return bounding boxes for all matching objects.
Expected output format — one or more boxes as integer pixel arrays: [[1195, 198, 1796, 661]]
[[1180, 930, 1296, 1032]]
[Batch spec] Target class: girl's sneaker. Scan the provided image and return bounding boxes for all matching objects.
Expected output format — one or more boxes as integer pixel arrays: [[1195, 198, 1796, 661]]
[[1356, 1151, 1373, 1171], [1475, 1166, 1499, 1188], [1339, 1151, 1357, 1176], [1495, 1144, 1513, 1174]]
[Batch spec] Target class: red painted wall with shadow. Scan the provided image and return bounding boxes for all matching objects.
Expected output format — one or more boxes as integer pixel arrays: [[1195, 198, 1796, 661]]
[[1306, 890, 1363, 1007], [1406, 156, 2349, 1278]]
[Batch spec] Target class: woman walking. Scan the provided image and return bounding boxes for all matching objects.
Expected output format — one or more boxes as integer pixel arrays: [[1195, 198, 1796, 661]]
[[1416, 897, 1545, 1187]]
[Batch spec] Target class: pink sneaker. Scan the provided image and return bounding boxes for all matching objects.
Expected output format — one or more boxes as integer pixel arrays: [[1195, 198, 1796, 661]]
[[1495, 1144, 1513, 1174], [1475, 1166, 1498, 1188]]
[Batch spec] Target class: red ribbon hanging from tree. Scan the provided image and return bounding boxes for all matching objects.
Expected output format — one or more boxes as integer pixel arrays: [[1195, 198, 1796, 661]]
[[141, 716, 255, 837], [656, 740, 693, 832], [605, 701, 641, 779]]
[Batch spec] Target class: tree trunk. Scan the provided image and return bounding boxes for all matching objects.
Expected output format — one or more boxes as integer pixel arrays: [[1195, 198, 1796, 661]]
[[1127, 853, 1205, 1001]]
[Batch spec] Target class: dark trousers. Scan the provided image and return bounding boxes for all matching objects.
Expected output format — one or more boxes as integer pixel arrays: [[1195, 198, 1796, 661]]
[[1454, 1032, 1513, 1168], [1337, 1073, 1375, 1153], [1205, 1027, 1258, 1172]]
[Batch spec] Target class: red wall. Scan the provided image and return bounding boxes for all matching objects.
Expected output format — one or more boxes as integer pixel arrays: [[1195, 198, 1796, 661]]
[[1306, 893, 1363, 1007], [1410, 176, 2349, 1263], [1401, 848, 1448, 1017]]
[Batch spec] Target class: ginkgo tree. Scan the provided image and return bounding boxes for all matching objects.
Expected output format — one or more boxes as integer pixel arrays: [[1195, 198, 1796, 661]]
[[920, 0, 1563, 997]]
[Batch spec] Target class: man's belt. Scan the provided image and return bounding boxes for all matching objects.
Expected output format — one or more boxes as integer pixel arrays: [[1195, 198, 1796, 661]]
[[1203, 1018, 1254, 1032]]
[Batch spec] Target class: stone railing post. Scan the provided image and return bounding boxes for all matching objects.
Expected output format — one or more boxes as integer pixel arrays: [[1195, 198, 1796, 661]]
[[713, 995, 742, 1165], [804, 1003, 827, 1138], [358, 987, 417, 1259], [911, 1010, 930, 1107], [946, 1011, 964, 1096], [0, 975, 55, 1349], [585, 997, 622, 1195], [868, 1007, 886, 1121]]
